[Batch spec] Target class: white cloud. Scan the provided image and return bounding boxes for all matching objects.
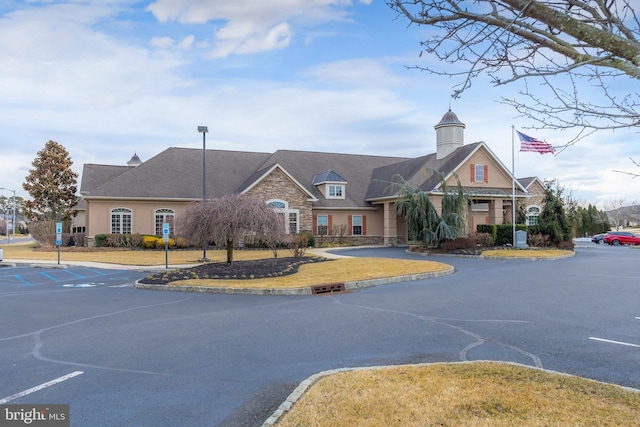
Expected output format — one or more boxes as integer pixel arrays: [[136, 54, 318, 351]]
[[146, 0, 367, 57], [303, 57, 408, 86], [150, 36, 175, 48]]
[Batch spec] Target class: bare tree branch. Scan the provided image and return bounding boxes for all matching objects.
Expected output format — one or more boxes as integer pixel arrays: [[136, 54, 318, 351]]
[[388, 0, 640, 134]]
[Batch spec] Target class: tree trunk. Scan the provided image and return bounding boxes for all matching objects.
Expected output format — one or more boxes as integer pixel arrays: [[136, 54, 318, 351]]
[[226, 240, 233, 265]]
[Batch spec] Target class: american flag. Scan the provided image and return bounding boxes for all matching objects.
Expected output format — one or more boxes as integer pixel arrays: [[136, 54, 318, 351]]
[[516, 131, 555, 154]]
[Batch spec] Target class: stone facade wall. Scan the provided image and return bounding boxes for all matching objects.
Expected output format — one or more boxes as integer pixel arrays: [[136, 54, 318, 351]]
[[245, 168, 313, 232]]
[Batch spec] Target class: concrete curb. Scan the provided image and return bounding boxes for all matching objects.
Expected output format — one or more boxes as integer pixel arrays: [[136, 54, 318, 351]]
[[133, 266, 455, 295], [407, 249, 576, 261], [261, 360, 640, 426]]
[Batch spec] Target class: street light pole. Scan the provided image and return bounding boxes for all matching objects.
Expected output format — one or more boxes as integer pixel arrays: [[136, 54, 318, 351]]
[[197, 126, 209, 262], [0, 187, 16, 243]]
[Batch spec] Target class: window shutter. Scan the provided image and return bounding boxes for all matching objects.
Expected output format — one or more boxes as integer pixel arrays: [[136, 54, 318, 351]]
[[483, 165, 489, 183], [328, 215, 333, 235], [313, 214, 317, 235], [470, 164, 475, 182], [348, 215, 353, 235], [362, 215, 367, 236]]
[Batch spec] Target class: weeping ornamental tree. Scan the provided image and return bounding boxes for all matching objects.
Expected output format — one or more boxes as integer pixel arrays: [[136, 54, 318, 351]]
[[394, 172, 467, 246], [177, 193, 285, 265]]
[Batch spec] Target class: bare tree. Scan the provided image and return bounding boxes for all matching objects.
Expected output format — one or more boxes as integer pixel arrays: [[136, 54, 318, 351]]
[[177, 193, 285, 265], [604, 195, 639, 228], [388, 0, 640, 143]]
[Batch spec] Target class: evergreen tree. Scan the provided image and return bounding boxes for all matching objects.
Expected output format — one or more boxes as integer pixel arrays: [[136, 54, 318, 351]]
[[533, 181, 572, 244], [23, 141, 78, 221]]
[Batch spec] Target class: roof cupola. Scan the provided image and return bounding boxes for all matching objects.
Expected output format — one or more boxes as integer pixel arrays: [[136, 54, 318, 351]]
[[434, 108, 465, 159]]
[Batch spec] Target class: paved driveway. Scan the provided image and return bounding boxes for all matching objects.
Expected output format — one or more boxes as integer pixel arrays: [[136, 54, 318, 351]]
[[1, 242, 638, 426]]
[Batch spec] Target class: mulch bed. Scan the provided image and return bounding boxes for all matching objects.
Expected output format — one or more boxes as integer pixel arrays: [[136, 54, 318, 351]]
[[139, 257, 330, 285]]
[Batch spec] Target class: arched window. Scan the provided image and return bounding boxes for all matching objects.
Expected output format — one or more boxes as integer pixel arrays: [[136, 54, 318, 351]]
[[526, 205, 541, 226], [267, 199, 299, 234], [110, 208, 132, 234], [155, 208, 175, 236]]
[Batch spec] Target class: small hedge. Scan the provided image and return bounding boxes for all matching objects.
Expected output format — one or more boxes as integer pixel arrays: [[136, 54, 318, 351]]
[[95, 233, 176, 249]]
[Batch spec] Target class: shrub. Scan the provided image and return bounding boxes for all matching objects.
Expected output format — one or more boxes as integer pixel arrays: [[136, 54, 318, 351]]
[[556, 240, 575, 251], [141, 235, 160, 249], [473, 232, 494, 247], [175, 236, 190, 248], [128, 233, 143, 247], [289, 234, 309, 257], [94, 234, 108, 247], [528, 233, 551, 247], [440, 237, 476, 251], [301, 232, 315, 248]]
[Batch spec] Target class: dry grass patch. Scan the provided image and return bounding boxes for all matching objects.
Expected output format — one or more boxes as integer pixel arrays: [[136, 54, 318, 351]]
[[481, 249, 572, 258], [169, 258, 451, 289], [0, 243, 292, 266], [276, 362, 640, 427]]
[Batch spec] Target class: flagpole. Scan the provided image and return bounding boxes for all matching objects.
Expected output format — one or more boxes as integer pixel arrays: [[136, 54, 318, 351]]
[[511, 125, 516, 247]]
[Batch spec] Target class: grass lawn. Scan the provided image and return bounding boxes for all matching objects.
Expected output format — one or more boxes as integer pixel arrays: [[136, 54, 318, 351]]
[[0, 242, 286, 265], [275, 362, 640, 427], [481, 249, 574, 258], [167, 257, 452, 289]]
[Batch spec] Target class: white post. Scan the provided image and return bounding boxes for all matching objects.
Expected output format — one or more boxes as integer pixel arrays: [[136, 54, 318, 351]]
[[511, 126, 516, 247]]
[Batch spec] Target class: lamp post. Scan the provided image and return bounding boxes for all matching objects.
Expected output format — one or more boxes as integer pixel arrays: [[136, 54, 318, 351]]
[[197, 126, 209, 261], [0, 187, 16, 243]]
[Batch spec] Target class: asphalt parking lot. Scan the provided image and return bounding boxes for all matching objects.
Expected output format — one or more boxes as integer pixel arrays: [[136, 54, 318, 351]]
[[1, 241, 638, 426]]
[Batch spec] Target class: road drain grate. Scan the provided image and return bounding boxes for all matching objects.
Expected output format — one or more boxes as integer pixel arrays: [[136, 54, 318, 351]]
[[311, 283, 345, 294]]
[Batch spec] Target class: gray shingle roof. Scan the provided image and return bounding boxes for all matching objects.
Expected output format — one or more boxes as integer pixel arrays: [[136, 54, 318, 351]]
[[80, 142, 524, 206]]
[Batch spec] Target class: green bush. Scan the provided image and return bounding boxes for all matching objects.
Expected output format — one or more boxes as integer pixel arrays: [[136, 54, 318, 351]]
[[94, 234, 108, 247]]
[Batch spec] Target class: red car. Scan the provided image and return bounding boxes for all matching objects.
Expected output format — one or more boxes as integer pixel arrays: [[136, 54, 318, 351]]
[[603, 231, 640, 246]]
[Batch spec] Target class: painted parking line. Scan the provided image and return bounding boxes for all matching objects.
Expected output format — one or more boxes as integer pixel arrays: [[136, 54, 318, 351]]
[[0, 371, 84, 404], [12, 275, 32, 286], [39, 272, 61, 282], [589, 337, 640, 348]]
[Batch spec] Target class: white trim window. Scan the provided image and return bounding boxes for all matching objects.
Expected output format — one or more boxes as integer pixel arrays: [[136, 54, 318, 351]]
[[475, 164, 484, 183], [327, 184, 344, 199], [155, 208, 175, 236], [527, 205, 541, 226], [267, 199, 299, 234], [352, 215, 363, 236], [317, 214, 328, 236], [110, 208, 132, 234]]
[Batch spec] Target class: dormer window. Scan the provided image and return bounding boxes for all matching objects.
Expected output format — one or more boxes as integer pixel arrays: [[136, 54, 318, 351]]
[[328, 184, 344, 199], [313, 170, 347, 200]]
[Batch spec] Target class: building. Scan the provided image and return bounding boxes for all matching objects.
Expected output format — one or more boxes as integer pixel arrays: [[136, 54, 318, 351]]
[[79, 109, 535, 246]]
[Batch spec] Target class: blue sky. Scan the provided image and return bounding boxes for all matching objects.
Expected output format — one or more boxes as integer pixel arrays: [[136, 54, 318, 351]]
[[1, 0, 639, 207]]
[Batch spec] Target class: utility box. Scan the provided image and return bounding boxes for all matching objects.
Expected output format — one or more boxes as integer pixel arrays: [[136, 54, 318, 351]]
[[515, 230, 529, 249]]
